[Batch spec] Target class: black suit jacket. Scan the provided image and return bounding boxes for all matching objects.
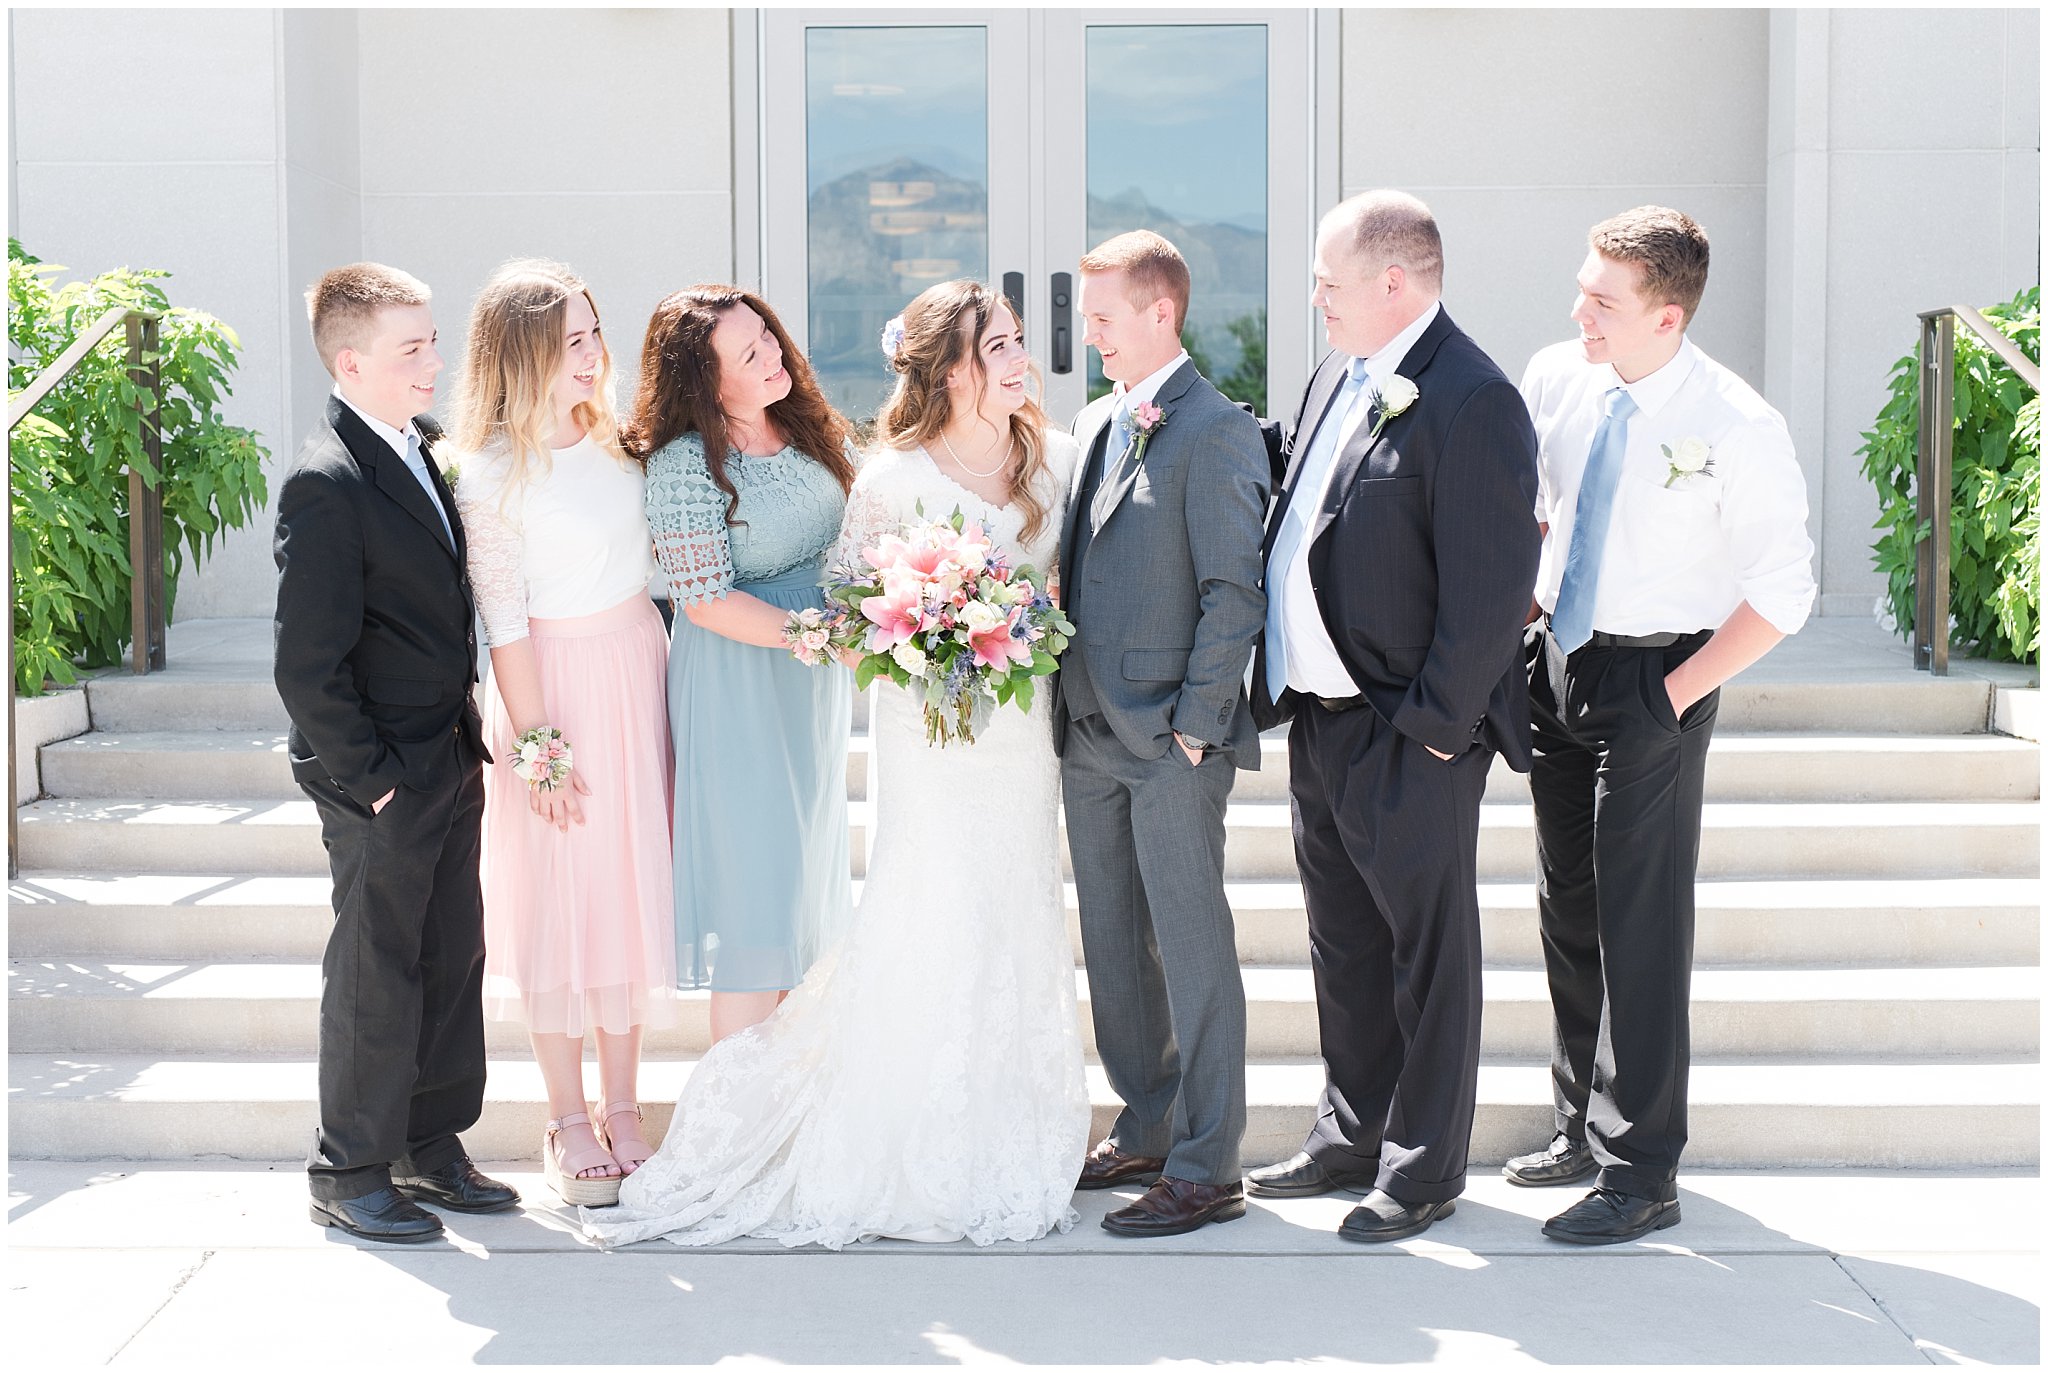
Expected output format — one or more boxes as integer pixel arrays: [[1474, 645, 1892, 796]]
[[1252, 308, 1541, 770], [273, 395, 487, 808]]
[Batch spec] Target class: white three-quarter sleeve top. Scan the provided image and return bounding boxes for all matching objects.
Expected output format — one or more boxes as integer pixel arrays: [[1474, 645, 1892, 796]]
[[452, 435, 658, 646]]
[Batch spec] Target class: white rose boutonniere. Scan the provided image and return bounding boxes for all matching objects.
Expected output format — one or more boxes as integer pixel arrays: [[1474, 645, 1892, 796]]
[[1368, 375, 1420, 442], [1662, 437, 1714, 488]]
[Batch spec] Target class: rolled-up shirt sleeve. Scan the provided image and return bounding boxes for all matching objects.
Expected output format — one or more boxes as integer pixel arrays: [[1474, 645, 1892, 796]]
[[1716, 416, 1817, 634]]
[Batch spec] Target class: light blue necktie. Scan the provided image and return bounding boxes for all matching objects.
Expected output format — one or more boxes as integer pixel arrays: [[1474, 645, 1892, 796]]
[[403, 430, 454, 546], [1110, 397, 1136, 459], [1264, 357, 1371, 700], [1550, 386, 1639, 654]]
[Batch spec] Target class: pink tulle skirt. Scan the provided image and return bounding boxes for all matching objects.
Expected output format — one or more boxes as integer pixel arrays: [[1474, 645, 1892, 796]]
[[481, 593, 678, 1035]]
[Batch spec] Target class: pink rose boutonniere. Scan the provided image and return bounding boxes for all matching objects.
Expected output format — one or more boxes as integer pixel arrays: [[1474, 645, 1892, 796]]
[[1126, 400, 1166, 467]]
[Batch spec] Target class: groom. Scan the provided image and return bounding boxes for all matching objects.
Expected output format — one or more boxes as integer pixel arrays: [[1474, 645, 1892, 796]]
[[1053, 230, 1271, 1237], [1249, 192, 1539, 1241]]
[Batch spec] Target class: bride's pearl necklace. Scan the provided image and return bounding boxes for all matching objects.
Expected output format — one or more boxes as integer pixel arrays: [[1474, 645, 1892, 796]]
[[939, 429, 1013, 480]]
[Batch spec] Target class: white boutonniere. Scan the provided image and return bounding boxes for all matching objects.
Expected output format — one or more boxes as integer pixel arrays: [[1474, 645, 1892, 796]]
[[440, 461, 462, 492], [1368, 375, 1419, 442], [1661, 436, 1714, 488]]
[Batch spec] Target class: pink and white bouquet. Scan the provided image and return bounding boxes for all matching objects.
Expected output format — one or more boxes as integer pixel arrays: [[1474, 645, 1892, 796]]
[[819, 505, 1074, 745]]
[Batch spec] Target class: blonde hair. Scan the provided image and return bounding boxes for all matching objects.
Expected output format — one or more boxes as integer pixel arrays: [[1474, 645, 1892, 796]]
[[305, 262, 431, 374], [449, 259, 628, 498], [1078, 230, 1191, 333], [875, 280, 1053, 546]]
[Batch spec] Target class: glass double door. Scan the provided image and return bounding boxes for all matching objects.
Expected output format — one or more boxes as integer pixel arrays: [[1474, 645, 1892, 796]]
[[760, 8, 1313, 427]]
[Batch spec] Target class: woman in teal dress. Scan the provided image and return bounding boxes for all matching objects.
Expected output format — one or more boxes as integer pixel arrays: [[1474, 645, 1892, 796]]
[[623, 286, 857, 1043]]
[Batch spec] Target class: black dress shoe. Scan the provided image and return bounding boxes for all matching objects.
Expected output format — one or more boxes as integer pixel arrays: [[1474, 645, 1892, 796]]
[[393, 1156, 520, 1213], [1336, 1189, 1456, 1243], [1245, 1151, 1375, 1198], [1075, 1139, 1167, 1191], [1542, 1187, 1681, 1245], [1100, 1176, 1246, 1237], [1502, 1132, 1596, 1187], [310, 1186, 444, 1244]]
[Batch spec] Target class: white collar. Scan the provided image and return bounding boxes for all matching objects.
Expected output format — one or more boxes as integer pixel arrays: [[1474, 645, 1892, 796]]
[[1606, 337, 1697, 419], [1353, 300, 1442, 391], [333, 385, 422, 461], [1112, 349, 1192, 412]]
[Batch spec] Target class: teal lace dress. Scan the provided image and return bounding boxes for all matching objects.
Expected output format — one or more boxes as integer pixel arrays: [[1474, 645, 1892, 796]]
[[645, 433, 852, 991]]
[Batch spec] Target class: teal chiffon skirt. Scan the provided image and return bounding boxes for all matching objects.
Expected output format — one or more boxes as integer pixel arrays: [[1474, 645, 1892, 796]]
[[667, 561, 851, 991]]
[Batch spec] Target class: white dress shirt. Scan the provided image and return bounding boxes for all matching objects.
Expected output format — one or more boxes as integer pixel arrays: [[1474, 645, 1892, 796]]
[[334, 387, 452, 542], [1112, 348, 1191, 416], [1522, 338, 1816, 637], [1279, 301, 1442, 696]]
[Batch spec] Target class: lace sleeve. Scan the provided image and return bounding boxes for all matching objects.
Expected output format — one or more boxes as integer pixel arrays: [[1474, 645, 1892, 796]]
[[645, 434, 736, 606], [452, 452, 531, 647], [835, 447, 902, 571]]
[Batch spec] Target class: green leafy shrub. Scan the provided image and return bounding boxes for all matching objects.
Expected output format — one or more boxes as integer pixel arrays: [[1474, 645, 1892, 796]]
[[8, 239, 269, 694], [1859, 285, 2039, 664]]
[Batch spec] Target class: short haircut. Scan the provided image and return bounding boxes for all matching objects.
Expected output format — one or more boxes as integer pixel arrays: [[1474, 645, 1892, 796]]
[[1325, 190, 1444, 292], [1078, 230, 1192, 332], [1590, 205, 1710, 324], [305, 262, 432, 374]]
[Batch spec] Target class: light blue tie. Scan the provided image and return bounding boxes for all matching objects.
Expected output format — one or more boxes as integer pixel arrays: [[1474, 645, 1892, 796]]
[[1550, 386, 1639, 654], [1110, 398, 1136, 461], [1264, 358, 1371, 700], [403, 430, 454, 546]]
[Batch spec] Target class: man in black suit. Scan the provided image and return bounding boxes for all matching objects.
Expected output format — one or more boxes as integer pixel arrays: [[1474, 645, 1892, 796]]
[[274, 263, 515, 1242], [1247, 192, 1540, 1242]]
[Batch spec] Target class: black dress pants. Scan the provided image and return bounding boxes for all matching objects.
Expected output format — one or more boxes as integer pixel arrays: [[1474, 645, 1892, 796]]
[[1290, 699, 1492, 1205], [303, 758, 487, 1200], [1529, 629, 1716, 1203]]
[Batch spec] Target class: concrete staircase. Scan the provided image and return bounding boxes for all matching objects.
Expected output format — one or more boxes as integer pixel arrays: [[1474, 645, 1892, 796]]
[[9, 618, 2041, 1168]]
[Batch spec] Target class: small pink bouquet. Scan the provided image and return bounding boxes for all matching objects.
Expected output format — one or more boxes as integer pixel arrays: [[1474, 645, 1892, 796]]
[[819, 505, 1074, 745]]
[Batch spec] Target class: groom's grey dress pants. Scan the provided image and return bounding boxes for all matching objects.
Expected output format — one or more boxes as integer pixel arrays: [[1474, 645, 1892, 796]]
[[1063, 710, 1246, 1186]]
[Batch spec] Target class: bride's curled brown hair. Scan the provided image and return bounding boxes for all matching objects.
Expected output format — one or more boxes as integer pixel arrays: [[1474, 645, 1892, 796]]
[[875, 280, 1053, 545]]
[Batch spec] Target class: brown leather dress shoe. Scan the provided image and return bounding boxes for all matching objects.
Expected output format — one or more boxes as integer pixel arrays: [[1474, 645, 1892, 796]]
[[1075, 1139, 1167, 1191], [1100, 1176, 1247, 1237]]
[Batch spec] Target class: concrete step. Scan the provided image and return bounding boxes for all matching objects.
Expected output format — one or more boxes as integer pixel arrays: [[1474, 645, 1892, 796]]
[[39, 729, 2040, 805], [12, 960, 2037, 1061], [12, 871, 2040, 969], [21, 795, 2040, 882], [17, 873, 2042, 971], [9, 1053, 2035, 1168]]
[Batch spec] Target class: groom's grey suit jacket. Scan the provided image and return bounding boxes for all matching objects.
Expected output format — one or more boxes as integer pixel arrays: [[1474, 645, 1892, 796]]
[[1051, 360, 1270, 765]]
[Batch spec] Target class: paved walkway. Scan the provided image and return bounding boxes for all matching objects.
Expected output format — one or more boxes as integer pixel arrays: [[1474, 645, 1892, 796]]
[[7, 1164, 2037, 1365]]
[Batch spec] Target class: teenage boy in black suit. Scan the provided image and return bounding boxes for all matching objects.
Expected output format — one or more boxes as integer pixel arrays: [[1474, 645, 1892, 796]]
[[275, 263, 515, 1242]]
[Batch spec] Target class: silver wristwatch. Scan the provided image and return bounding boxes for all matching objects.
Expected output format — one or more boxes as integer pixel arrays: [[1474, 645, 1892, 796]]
[[1179, 734, 1213, 752]]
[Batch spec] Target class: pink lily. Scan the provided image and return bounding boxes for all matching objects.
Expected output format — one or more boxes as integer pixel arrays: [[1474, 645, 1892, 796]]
[[967, 612, 1035, 671], [860, 587, 924, 651]]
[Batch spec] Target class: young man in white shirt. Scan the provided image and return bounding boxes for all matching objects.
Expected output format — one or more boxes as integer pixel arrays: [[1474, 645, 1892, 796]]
[[1512, 207, 1816, 1243]]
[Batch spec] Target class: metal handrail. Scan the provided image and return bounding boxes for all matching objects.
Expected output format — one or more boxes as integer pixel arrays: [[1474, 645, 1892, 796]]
[[8, 306, 168, 878], [1912, 304, 2041, 676]]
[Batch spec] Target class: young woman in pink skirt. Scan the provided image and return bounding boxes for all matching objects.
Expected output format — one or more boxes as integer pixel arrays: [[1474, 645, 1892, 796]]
[[446, 259, 676, 1206]]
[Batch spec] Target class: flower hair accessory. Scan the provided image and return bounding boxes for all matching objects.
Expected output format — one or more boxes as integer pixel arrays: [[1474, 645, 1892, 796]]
[[511, 725, 573, 792], [879, 315, 908, 364]]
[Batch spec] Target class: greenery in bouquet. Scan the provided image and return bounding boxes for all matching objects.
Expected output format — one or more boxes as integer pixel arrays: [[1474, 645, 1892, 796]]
[[825, 506, 1074, 745]]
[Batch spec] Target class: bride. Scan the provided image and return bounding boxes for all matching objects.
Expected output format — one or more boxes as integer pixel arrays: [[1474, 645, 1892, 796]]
[[583, 280, 1089, 1250]]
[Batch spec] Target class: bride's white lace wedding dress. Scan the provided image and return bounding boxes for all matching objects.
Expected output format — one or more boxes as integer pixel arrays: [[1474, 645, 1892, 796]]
[[582, 435, 1089, 1250]]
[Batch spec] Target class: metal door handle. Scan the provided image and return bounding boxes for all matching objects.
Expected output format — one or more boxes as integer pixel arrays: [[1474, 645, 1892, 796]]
[[1050, 272, 1073, 375], [1001, 271, 1024, 319]]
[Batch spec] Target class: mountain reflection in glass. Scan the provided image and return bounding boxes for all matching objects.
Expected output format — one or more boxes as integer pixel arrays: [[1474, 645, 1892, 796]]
[[805, 27, 990, 419], [1086, 26, 1268, 413]]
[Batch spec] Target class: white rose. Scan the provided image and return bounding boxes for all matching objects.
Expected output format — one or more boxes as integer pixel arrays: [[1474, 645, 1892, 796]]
[[1669, 436, 1712, 473], [959, 601, 1009, 633], [891, 642, 929, 676], [1378, 375, 1420, 417]]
